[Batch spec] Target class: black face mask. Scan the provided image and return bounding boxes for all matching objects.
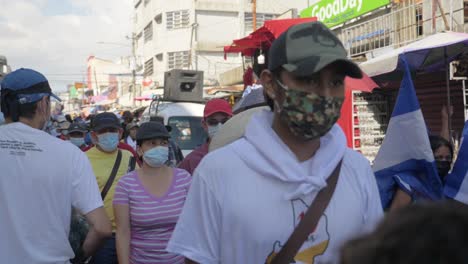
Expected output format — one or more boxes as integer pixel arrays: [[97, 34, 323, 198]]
[[436, 160, 451, 178]]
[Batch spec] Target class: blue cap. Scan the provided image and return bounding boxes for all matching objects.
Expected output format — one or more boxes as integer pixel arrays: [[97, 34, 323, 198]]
[[1, 68, 61, 104]]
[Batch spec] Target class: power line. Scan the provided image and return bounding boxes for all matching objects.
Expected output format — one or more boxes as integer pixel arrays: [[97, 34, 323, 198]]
[[44, 73, 132, 76]]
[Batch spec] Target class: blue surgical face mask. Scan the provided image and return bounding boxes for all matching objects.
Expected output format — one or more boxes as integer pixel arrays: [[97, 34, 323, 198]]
[[69, 137, 85, 148], [97, 132, 119, 152], [143, 146, 169, 168]]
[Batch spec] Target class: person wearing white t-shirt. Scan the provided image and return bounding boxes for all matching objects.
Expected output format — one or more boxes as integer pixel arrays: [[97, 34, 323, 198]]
[[167, 21, 384, 264], [125, 121, 139, 151], [0, 68, 112, 263]]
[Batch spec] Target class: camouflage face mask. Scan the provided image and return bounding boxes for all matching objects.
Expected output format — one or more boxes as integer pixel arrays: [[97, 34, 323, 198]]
[[275, 79, 344, 140]]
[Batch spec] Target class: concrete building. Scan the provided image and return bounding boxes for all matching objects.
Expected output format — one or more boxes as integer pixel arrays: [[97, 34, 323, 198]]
[[133, 0, 308, 86], [86, 56, 135, 106]]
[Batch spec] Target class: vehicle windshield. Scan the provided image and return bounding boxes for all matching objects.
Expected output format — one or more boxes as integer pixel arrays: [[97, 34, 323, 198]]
[[168, 116, 207, 150]]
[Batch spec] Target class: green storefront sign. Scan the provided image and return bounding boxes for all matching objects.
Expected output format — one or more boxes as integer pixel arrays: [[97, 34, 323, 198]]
[[300, 0, 391, 28]]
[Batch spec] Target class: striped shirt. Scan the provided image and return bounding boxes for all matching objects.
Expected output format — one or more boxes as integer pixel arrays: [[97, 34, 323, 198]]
[[113, 168, 191, 264]]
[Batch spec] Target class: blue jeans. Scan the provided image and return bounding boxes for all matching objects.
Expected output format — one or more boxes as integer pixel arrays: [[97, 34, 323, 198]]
[[89, 234, 118, 264]]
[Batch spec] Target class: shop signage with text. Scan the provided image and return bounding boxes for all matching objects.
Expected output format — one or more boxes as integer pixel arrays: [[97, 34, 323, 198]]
[[300, 0, 390, 28]]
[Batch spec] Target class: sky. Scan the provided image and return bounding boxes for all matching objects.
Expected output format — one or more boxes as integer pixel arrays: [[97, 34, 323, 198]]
[[0, 0, 133, 93]]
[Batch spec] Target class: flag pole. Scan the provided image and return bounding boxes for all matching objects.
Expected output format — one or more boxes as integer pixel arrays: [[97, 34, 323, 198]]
[[445, 47, 453, 141]]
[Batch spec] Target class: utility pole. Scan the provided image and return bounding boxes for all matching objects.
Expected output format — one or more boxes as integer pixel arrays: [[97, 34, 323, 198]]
[[130, 33, 137, 107], [252, 0, 257, 31], [432, 0, 437, 33]]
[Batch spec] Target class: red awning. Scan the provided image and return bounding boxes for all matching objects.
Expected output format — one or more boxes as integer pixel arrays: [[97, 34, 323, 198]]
[[224, 17, 379, 93], [224, 17, 318, 57]]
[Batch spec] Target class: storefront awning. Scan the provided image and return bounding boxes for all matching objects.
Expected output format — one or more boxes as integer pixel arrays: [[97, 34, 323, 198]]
[[361, 31, 468, 77]]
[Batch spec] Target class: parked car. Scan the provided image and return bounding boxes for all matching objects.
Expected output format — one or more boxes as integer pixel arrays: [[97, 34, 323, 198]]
[[140, 99, 207, 156]]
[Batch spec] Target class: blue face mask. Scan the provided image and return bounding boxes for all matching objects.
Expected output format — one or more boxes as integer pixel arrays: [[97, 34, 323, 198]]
[[97, 132, 119, 152], [143, 146, 169, 168], [69, 137, 85, 148], [208, 123, 223, 138]]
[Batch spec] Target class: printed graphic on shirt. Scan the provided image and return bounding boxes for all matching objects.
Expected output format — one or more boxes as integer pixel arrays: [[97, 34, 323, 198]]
[[265, 199, 330, 264], [0, 139, 43, 156]]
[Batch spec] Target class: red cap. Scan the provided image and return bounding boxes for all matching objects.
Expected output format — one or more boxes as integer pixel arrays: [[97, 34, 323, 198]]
[[204, 98, 233, 118]]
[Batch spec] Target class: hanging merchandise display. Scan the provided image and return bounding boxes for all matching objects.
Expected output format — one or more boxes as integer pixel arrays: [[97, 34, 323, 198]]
[[351, 91, 393, 163]]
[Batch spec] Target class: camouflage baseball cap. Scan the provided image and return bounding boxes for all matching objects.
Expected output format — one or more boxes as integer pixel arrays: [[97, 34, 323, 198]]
[[268, 21, 362, 78]]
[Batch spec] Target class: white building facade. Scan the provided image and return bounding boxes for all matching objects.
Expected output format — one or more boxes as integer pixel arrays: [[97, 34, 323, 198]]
[[133, 0, 308, 86]]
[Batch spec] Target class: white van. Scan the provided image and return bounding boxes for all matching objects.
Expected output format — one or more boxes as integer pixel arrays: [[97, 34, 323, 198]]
[[140, 100, 207, 156]]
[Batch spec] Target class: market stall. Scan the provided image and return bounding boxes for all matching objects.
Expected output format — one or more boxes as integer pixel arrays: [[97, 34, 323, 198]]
[[361, 31, 468, 145]]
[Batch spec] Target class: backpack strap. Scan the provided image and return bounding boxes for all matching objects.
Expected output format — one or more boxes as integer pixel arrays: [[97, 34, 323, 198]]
[[101, 150, 122, 200], [269, 160, 343, 264]]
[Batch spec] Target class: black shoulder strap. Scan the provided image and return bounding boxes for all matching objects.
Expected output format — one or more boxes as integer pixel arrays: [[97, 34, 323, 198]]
[[269, 160, 343, 264], [101, 150, 122, 200], [128, 156, 137, 172]]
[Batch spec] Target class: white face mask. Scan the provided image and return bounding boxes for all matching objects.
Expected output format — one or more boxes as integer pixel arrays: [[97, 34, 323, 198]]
[[208, 123, 223, 138]]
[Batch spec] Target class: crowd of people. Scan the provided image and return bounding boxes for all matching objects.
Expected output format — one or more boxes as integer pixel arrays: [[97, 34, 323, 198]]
[[1, 21, 467, 264]]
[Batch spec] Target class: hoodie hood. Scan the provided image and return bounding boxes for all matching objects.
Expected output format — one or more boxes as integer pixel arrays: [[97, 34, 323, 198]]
[[233, 110, 346, 199]]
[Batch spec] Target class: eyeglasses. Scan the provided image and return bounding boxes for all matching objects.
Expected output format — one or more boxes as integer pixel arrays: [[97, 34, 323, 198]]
[[206, 118, 229, 126]]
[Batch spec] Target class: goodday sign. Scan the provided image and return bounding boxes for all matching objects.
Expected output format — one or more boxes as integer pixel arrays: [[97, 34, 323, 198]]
[[300, 0, 391, 28]]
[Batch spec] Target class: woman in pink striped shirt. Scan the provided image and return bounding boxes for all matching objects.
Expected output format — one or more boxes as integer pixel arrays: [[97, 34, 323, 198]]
[[113, 122, 191, 264]]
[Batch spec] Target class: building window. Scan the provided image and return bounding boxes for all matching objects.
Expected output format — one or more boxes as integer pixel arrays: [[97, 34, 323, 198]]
[[144, 0, 150, 6], [167, 51, 190, 70], [144, 58, 154, 76], [166, 10, 190, 30], [144, 22, 153, 43], [244, 56, 253, 65], [244, 13, 276, 34], [155, 13, 162, 24], [155, 53, 163, 61], [416, 5, 423, 36]]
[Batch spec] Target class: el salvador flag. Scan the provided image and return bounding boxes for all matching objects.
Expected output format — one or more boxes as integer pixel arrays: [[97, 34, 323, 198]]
[[444, 121, 468, 204], [373, 56, 443, 209]]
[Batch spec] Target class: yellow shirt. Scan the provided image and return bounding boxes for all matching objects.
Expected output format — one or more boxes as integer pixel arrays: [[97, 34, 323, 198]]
[[86, 147, 132, 230]]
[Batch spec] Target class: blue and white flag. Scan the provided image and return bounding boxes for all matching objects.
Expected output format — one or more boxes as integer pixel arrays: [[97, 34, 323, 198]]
[[444, 120, 468, 204], [373, 56, 443, 209]]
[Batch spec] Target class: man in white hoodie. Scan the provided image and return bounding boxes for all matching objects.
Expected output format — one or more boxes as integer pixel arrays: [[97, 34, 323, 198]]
[[167, 21, 383, 264]]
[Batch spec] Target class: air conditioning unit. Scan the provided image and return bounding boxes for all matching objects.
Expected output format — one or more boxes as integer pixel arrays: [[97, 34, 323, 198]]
[[163, 69, 204, 102], [450, 58, 468, 80]]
